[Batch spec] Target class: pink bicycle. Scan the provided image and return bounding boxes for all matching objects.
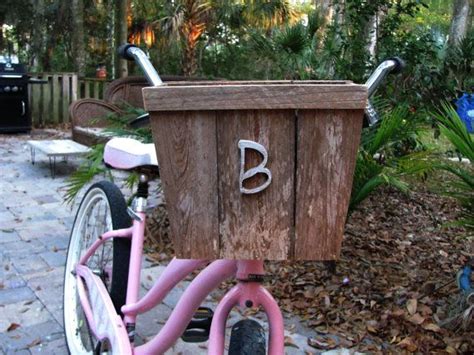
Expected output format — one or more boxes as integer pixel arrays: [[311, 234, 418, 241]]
[[63, 44, 404, 354]]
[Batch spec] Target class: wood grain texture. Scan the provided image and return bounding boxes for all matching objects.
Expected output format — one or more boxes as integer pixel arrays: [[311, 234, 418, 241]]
[[143, 83, 367, 111], [149, 111, 219, 259], [217, 110, 295, 260], [295, 109, 363, 260]]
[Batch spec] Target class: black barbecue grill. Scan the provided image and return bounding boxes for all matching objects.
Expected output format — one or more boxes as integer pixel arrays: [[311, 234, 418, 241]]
[[0, 62, 45, 133]]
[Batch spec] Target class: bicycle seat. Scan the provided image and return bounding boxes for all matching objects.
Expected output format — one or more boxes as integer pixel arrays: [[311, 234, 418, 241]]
[[104, 137, 158, 170]]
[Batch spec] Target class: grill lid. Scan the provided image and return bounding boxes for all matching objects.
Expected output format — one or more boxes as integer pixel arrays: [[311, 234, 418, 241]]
[[0, 63, 27, 78]]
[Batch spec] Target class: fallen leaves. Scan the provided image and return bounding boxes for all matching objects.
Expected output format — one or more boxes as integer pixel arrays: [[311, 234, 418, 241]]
[[398, 336, 418, 352], [145, 184, 473, 351]]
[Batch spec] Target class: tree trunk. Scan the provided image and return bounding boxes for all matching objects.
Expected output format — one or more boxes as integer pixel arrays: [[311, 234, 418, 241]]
[[72, 0, 86, 76], [183, 39, 197, 77], [315, 0, 333, 26], [448, 0, 472, 47], [107, 0, 115, 78], [30, 0, 45, 70], [365, 8, 387, 61], [114, 0, 129, 78]]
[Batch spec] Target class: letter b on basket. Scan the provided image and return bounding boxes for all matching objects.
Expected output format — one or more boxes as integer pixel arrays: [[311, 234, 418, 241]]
[[238, 140, 272, 195]]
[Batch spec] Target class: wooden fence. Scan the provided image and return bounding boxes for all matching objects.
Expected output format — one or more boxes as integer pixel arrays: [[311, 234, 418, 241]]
[[28, 73, 109, 126]]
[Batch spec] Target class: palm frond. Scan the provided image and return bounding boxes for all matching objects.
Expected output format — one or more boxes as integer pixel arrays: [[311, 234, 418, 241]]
[[63, 144, 108, 204], [435, 102, 474, 161], [276, 23, 308, 55]]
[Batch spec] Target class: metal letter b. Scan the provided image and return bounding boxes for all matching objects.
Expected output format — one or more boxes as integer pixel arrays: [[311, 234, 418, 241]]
[[238, 140, 272, 195]]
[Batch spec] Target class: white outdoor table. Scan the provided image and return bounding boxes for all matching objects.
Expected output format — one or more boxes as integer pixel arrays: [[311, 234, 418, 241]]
[[27, 139, 90, 178]]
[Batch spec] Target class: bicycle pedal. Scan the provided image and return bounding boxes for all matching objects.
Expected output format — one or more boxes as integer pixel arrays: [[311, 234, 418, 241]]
[[181, 307, 214, 343]]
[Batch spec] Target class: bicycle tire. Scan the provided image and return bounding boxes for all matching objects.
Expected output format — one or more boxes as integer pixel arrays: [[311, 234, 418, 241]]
[[228, 319, 266, 355], [63, 181, 131, 354]]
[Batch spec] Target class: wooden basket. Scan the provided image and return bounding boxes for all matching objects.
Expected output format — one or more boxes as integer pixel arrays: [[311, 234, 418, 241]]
[[143, 81, 367, 260]]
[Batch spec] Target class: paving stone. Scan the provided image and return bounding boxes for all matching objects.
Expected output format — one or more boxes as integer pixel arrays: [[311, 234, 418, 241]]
[[0, 229, 21, 244], [0, 320, 63, 353], [3, 238, 46, 257], [29, 337, 67, 354], [0, 203, 7, 213], [38, 251, 66, 268], [12, 255, 50, 275], [37, 236, 69, 251], [16, 223, 67, 242], [0, 256, 27, 289], [0, 300, 53, 333], [31, 195, 60, 205], [0, 212, 19, 229], [5, 350, 31, 355], [24, 268, 65, 325], [0, 287, 36, 305]]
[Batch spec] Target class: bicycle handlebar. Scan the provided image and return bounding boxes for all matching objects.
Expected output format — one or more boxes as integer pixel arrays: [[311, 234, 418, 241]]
[[365, 57, 405, 97], [118, 44, 163, 87], [118, 43, 405, 128], [364, 57, 405, 126]]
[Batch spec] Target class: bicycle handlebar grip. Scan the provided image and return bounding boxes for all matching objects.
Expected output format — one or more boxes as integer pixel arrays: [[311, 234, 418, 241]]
[[387, 57, 406, 74], [118, 43, 138, 61]]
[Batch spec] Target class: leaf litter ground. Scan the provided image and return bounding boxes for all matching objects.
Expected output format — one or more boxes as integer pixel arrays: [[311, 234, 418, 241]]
[[145, 185, 473, 353]]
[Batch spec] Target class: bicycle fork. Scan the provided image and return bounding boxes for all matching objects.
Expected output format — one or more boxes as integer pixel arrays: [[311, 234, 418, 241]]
[[208, 260, 285, 355]]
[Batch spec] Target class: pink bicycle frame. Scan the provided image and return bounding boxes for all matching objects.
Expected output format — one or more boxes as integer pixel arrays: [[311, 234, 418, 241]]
[[76, 210, 285, 354]]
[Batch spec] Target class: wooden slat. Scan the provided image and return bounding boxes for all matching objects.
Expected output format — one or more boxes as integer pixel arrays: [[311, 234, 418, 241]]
[[163, 80, 353, 86], [62, 75, 70, 124], [51, 74, 59, 124], [143, 83, 367, 111], [217, 110, 295, 260], [71, 74, 78, 102], [43, 75, 52, 124], [94, 81, 100, 99], [84, 81, 90, 98], [38, 75, 45, 126], [149, 111, 219, 259], [29, 77, 39, 126], [294, 109, 363, 260]]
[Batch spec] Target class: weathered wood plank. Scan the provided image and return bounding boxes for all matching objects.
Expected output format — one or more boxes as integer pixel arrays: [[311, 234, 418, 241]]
[[217, 109, 295, 260], [162, 80, 352, 86], [40, 75, 51, 125], [93, 81, 100, 99], [294, 109, 363, 260], [149, 111, 219, 259], [62, 75, 70, 125], [84, 81, 90, 99], [143, 83, 367, 111], [71, 74, 78, 102], [30, 77, 40, 126], [51, 74, 59, 124]]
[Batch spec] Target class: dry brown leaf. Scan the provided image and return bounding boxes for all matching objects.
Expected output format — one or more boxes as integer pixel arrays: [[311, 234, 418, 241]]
[[408, 313, 425, 325], [7, 323, 20, 332], [307, 335, 338, 350], [444, 345, 457, 354], [398, 337, 417, 352], [284, 336, 299, 348], [407, 299, 417, 315], [422, 323, 441, 333]]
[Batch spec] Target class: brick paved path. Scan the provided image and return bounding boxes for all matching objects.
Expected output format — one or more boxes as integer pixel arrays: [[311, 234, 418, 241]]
[[0, 130, 333, 355]]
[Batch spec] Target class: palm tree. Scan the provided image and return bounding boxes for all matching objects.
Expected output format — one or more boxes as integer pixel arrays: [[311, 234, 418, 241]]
[[159, 0, 211, 76]]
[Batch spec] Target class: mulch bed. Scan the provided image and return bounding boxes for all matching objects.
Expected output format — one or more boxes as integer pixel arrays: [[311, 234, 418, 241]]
[[145, 185, 473, 353]]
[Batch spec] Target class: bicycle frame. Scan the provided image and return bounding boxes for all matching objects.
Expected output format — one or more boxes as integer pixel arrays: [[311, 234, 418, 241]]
[[75, 206, 285, 354]]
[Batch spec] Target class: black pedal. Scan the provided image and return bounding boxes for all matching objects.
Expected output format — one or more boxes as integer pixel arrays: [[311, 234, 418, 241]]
[[181, 307, 214, 343]]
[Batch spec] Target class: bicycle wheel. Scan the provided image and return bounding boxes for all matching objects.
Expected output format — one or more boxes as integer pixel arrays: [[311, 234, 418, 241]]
[[228, 319, 266, 355], [64, 181, 131, 354]]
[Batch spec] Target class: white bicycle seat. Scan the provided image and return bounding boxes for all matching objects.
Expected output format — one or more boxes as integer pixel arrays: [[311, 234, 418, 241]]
[[104, 137, 158, 170]]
